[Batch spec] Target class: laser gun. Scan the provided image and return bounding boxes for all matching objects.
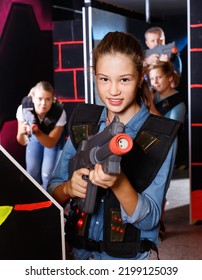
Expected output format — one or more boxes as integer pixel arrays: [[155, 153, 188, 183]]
[[68, 115, 133, 214], [145, 41, 178, 59], [22, 108, 39, 135]]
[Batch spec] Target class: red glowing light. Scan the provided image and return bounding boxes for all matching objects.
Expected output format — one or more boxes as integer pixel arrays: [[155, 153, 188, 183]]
[[77, 219, 83, 228]]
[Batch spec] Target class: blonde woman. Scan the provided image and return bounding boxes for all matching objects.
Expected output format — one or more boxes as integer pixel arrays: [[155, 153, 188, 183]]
[[16, 81, 66, 190]]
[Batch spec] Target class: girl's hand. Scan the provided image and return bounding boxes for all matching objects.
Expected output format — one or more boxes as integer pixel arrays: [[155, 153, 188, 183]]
[[146, 53, 159, 65], [89, 163, 118, 189], [31, 124, 39, 134], [159, 53, 169, 62], [18, 121, 31, 136], [66, 168, 90, 198]]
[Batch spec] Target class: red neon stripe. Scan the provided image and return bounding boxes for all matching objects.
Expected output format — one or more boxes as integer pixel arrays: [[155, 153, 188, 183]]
[[191, 48, 202, 52], [190, 23, 202, 28], [58, 99, 85, 103], [14, 201, 52, 211], [54, 41, 83, 45], [191, 84, 202, 88], [54, 68, 84, 72], [192, 123, 202, 127], [73, 70, 78, 99], [58, 44, 62, 69], [192, 163, 202, 166]]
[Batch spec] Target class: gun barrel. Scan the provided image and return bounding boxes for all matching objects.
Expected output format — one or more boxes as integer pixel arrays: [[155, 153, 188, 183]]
[[145, 41, 178, 58], [90, 133, 133, 164], [109, 133, 133, 155]]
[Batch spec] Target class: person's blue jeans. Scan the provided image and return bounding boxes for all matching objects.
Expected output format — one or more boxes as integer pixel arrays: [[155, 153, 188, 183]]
[[26, 134, 60, 190]]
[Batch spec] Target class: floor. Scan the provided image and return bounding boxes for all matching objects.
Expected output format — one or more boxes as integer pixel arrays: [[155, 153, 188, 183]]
[[165, 168, 190, 211], [150, 168, 202, 260]]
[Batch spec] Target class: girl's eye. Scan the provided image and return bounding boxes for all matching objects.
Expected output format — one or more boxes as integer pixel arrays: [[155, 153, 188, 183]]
[[121, 78, 129, 82], [100, 77, 108, 82]]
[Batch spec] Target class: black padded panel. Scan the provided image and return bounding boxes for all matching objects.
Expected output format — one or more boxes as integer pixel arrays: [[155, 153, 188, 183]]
[[0, 145, 65, 260]]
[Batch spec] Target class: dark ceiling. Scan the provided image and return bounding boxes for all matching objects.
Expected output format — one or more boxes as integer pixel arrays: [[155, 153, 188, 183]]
[[52, 0, 187, 22], [96, 0, 187, 21]]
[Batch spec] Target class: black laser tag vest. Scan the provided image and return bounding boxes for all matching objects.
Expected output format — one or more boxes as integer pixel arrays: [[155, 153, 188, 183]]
[[65, 103, 182, 258], [22, 96, 63, 135]]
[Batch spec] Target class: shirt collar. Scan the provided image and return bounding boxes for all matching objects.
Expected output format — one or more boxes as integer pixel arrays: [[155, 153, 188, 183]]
[[126, 103, 150, 135], [98, 103, 150, 136]]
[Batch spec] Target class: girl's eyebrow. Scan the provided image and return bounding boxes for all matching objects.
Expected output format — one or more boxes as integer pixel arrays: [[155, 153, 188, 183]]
[[120, 74, 133, 77], [96, 73, 133, 77], [96, 73, 108, 76]]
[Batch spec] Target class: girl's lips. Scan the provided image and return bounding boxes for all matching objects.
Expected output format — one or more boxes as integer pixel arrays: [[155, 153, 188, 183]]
[[108, 99, 123, 106]]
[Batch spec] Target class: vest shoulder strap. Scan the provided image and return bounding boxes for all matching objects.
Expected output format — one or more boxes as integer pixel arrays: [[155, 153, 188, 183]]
[[155, 92, 184, 115], [68, 103, 104, 149]]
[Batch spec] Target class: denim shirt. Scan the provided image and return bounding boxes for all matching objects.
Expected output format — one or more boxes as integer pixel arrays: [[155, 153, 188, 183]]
[[48, 103, 176, 260]]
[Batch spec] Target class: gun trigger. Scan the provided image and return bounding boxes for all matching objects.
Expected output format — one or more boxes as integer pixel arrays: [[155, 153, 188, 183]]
[[82, 175, 89, 181]]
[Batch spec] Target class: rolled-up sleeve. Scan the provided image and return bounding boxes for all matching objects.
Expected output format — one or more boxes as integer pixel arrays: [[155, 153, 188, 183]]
[[47, 138, 76, 195]]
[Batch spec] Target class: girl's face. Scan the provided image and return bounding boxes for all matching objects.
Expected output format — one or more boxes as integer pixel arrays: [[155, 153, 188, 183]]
[[32, 87, 53, 118], [149, 68, 173, 93], [95, 53, 141, 122]]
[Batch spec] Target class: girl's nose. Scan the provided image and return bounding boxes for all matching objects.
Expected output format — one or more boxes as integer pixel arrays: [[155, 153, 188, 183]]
[[110, 82, 120, 95]]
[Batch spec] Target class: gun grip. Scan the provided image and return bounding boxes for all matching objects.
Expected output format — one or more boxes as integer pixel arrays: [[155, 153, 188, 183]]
[[75, 181, 98, 214]]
